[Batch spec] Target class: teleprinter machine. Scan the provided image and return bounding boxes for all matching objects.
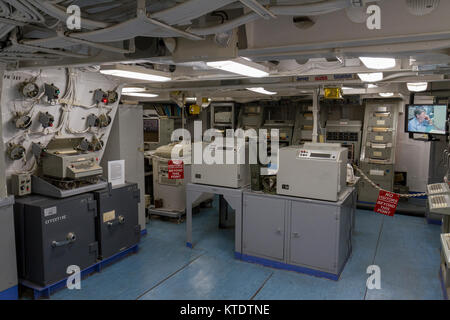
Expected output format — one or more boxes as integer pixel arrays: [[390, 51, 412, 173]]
[[41, 137, 103, 180]]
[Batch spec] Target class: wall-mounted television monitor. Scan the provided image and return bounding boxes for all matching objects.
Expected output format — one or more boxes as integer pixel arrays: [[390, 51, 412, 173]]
[[405, 104, 448, 135]]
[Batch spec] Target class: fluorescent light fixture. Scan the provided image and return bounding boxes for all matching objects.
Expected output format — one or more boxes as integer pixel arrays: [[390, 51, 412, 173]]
[[122, 87, 147, 93], [407, 82, 428, 92], [246, 87, 277, 95], [100, 64, 171, 82], [186, 97, 212, 103], [379, 92, 394, 97], [206, 57, 270, 78], [359, 57, 396, 70], [342, 86, 355, 90], [358, 72, 383, 82], [367, 84, 378, 89], [122, 92, 158, 98]]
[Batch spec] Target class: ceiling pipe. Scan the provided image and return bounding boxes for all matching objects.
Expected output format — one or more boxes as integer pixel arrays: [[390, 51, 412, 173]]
[[378, 72, 418, 82], [68, 0, 236, 41], [312, 88, 320, 143]]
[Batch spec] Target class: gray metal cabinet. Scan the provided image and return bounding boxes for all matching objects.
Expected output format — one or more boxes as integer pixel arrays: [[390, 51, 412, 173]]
[[241, 188, 355, 276], [289, 202, 338, 271], [101, 105, 146, 231], [242, 195, 285, 261], [0, 197, 17, 296], [159, 117, 175, 147], [289, 198, 352, 274], [358, 100, 399, 203]]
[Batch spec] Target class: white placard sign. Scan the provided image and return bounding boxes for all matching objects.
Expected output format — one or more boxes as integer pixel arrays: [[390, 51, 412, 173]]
[[108, 160, 125, 186]]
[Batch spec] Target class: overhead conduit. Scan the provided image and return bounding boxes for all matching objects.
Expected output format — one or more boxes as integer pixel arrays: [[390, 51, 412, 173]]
[[0, 0, 385, 63], [59, 0, 370, 41], [26, 0, 109, 29], [69, 0, 236, 42], [0, 0, 47, 38], [188, 0, 367, 36]]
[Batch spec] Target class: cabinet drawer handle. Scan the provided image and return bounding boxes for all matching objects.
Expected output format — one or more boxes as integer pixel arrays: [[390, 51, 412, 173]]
[[292, 232, 300, 238], [276, 228, 282, 234]]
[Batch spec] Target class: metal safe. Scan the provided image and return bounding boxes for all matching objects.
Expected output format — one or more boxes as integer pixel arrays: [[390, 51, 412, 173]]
[[92, 183, 141, 260], [14, 193, 98, 287]]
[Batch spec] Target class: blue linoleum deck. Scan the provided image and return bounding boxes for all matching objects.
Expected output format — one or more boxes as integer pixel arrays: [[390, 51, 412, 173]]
[[48, 198, 443, 300]]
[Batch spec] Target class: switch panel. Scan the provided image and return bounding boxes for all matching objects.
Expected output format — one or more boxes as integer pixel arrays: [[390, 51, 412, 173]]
[[11, 173, 31, 196], [427, 183, 450, 196]]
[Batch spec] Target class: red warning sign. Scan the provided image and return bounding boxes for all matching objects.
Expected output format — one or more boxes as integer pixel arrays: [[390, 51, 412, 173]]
[[168, 160, 184, 180], [374, 190, 399, 217]]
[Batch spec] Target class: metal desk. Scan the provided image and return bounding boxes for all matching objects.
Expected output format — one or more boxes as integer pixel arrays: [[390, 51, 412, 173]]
[[186, 183, 245, 253]]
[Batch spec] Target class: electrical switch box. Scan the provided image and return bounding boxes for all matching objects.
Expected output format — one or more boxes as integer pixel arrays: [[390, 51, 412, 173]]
[[11, 173, 31, 196]]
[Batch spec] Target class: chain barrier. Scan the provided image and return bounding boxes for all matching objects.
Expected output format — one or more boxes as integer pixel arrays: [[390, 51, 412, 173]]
[[352, 165, 427, 198]]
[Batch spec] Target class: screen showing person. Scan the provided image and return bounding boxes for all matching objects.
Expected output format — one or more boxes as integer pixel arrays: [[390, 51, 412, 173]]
[[407, 105, 447, 135]]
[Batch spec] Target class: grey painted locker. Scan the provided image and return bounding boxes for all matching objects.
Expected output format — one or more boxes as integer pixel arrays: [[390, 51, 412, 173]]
[[0, 197, 17, 296], [101, 104, 146, 231], [242, 195, 286, 261]]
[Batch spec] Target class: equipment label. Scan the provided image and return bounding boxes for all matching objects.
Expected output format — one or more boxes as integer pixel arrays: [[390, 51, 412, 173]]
[[168, 160, 184, 179], [374, 190, 399, 216], [44, 206, 57, 217], [103, 210, 116, 223]]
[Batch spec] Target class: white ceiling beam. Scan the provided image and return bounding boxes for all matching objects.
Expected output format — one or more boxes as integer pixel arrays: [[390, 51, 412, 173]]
[[239, 0, 276, 19], [137, 0, 204, 41]]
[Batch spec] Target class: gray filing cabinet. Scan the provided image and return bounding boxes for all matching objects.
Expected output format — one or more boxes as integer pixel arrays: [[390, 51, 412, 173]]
[[242, 188, 355, 276], [358, 100, 400, 203], [0, 196, 18, 299]]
